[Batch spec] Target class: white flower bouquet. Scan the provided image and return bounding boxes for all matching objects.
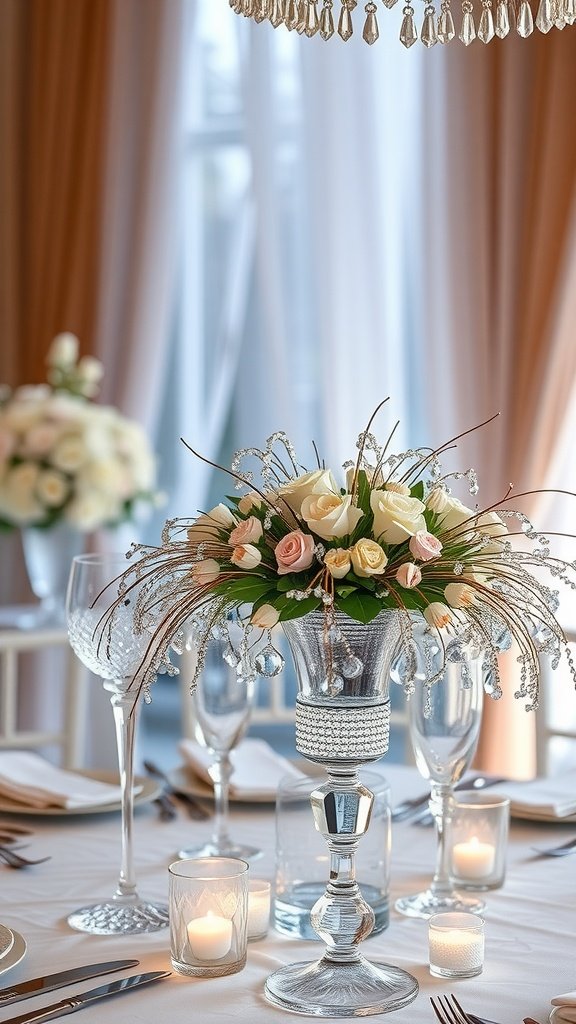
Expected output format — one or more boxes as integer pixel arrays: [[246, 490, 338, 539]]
[[0, 335, 161, 532]]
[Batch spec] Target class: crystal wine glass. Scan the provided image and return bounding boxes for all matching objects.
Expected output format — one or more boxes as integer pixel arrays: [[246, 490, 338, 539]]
[[66, 552, 169, 934], [178, 638, 260, 861], [395, 635, 485, 919]]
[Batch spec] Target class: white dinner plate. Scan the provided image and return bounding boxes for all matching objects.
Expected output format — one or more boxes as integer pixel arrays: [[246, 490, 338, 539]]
[[0, 772, 162, 817], [0, 925, 14, 962], [0, 931, 26, 977], [510, 806, 576, 824]]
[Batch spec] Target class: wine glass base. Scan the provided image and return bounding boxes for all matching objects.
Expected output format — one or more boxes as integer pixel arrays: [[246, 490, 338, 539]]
[[67, 899, 169, 935], [395, 888, 485, 920], [177, 841, 262, 862], [264, 954, 419, 1017]]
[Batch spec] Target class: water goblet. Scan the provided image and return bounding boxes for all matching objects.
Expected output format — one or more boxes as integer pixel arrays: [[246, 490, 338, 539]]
[[178, 639, 261, 861], [66, 552, 169, 934], [395, 635, 485, 919]]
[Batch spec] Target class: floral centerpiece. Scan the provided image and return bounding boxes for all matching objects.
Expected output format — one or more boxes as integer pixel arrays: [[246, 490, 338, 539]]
[[0, 334, 161, 532], [114, 400, 575, 709]]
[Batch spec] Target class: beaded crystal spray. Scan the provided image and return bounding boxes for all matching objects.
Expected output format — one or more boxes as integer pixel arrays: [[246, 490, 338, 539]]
[[99, 401, 576, 716]]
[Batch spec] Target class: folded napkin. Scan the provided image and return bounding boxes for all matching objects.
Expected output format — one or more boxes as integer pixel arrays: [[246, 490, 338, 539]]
[[179, 738, 305, 799], [491, 771, 576, 819], [551, 989, 576, 1022], [0, 751, 130, 809]]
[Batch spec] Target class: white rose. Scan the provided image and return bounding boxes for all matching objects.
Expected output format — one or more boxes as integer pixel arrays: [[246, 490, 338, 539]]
[[251, 603, 280, 628], [301, 492, 363, 541], [188, 503, 237, 544], [230, 544, 262, 569], [370, 490, 426, 544], [66, 491, 117, 530], [433, 494, 476, 533], [22, 423, 60, 457], [324, 548, 352, 579], [0, 463, 44, 524], [36, 468, 70, 507], [277, 469, 339, 516], [345, 465, 384, 491], [78, 459, 128, 498], [77, 355, 104, 385], [475, 511, 507, 552], [350, 538, 388, 577], [444, 582, 476, 608], [47, 332, 79, 367], [423, 602, 453, 630], [384, 481, 411, 496], [191, 559, 221, 586], [0, 426, 16, 463], [425, 488, 451, 515], [51, 434, 88, 473]]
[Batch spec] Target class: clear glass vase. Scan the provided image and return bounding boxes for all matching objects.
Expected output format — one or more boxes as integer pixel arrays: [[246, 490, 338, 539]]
[[264, 610, 419, 1018], [20, 523, 83, 628]]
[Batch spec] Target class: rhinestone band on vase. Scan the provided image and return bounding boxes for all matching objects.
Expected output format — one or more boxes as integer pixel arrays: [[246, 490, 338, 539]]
[[295, 699, 391, 761]]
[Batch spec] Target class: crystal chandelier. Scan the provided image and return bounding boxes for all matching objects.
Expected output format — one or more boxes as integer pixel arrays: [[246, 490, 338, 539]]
[[229, 0, 576, 47]]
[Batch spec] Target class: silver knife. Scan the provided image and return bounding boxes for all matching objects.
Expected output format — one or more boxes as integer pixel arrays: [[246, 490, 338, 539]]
[[0, 960, 140, 1008], [2, 971, 170, 1024]]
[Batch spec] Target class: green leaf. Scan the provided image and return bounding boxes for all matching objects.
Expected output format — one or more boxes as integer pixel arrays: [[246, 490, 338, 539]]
[[276, 594, 321, 621], [336, 591, 383, 624], [411, 481, 425, 501], [356, 470, 372, 516], [276, 574, 310, 593], [212, 576, 273, 603], [335, 584, 358, 599], [346, 572, 377, 591]]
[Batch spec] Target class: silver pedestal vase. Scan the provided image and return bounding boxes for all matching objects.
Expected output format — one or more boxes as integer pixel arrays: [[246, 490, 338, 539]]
[[264, 610, 419, 1018], [20, 523, 83, 628]]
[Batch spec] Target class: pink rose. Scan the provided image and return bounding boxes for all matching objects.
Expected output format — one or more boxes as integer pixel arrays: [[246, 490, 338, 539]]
[[395, 562, 422, 589], [409, 530, 443, 562], [228, 515, 263, 547], [275, 530, 315, 575]]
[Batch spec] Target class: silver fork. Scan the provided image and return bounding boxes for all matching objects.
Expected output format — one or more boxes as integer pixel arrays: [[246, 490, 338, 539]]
[[0, 845, 51, 869], [430, 994, 472, 1024], [531, 835, 576, 857]]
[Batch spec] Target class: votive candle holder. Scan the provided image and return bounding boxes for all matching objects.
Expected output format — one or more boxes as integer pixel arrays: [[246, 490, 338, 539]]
[[450, 792, 510, 890], [169, 857, 249, 978], [429, 912, 484, 979]]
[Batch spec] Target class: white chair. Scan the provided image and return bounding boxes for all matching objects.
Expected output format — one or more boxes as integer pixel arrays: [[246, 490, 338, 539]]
[[535, 626, 576, 777], [0, 619, 88, 770]]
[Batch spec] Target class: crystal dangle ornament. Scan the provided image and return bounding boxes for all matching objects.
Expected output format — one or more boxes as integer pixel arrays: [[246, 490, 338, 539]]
[[305, 0, 321, 33], [270, 0, 286, 24], [400, 3, 418, 44], [254, 0, 270, 20], [242, 0, 256, 14], [564, 0, 576, 26], [459, 0, 477, 41], [494, 0, 510, 34], [438, 1, 456, 40], [422, 3, 438, 44], [478, 0, 495, 38], [254, 632, 285, 678], [338, 0, 356, 37], [516, 0, 534, 34], [535, 0, 553, 28], [363, 2, 380, 39], [382, 0, 398, 11], [320, 0, 336, 35], [296, 0, 308, 30], [285, 0, 300, 27]]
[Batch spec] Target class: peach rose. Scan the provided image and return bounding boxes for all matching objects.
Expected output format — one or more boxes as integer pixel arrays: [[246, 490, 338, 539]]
[[395, 562, 422, 589], [301, 492, 363, 541], [228, 516, 263, 547], [409, 530, 443, 562], [275, 530, 315, 575], [191, 558, 221, 586], [444, 582, 476, 608], [324, 548, 352, 579], [251, 603, 280, 628], [277, 469, 338, 516], [350, 538, 388, 578], [423, 602, 453, 629], [370, 490, 426, 545], [230, 544, 262, 570], [238, 491, 264, 514]]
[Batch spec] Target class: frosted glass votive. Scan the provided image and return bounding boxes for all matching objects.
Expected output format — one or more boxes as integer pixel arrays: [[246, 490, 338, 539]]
[[169, 857, 248, 978], [248, 880, 271, 940], [451, 792, 510, 890], [429, 912, 484, 979]]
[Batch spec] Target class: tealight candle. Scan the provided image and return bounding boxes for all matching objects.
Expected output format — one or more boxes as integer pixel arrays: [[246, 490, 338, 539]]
[[248, 880, 271, 941], [429, 912, 484, 979], [187, 910, 233, 960], [452, 836, 496, 879]]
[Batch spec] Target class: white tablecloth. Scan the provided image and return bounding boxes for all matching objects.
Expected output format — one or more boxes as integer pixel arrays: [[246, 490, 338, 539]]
[[1, 763, 574, 1023]]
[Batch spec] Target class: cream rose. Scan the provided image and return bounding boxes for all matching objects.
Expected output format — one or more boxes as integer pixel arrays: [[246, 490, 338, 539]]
[[345, 465, 384, 490], [350, 538, 388, 578], [370, 490, 426, 545], [188, 503, 237, 544], [238, 491, 264, 514], [251, 603, 280, 629], [275, 530, 315, 575], [229, 516, 263, 547], [230, 544, 262, 570], [385, 481, 411, 496], [475, 511, 508, 552], [191, 558, 221, 585], [425, 487, 451, 515], [324, 548, 352, 579], [395, 562, 422, 589], [423, 602, 453, 629], [301, 492, 363, 541], [0, 463, 43, 523], [444, 582, 476, 608], [51, 434, 88, 473], [277, 469, 338, 516], [47, 332, 79, 367], [409, 530, 443, 562], [433, 494, 476, 534], [36, 468, 69, 507]]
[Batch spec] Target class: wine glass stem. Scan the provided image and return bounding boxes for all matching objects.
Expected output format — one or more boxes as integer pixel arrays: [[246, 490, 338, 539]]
[[430, 782, 454, 898], [210, 752, 233, 851], [110, 686, 139, 901]]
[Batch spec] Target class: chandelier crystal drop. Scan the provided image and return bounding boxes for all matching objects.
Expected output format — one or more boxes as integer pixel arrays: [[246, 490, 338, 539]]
[[228, 0, 574, 42]]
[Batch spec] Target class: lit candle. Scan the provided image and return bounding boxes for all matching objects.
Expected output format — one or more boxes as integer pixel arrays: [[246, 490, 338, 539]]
[[248, 880, 271, 940], [187, 910, 233, 960], [452, 836, 496, 879]]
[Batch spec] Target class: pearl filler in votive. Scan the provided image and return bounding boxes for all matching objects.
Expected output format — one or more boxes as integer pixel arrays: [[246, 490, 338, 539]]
[[429, 912, 484, 979], [169, 857, 249, 978], [247, 880, 271, 941]]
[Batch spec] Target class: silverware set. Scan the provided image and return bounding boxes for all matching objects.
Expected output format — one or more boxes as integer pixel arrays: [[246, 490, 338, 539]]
[[431, 993, 542, 1024], [144, 759, 210, 822], [0, 821, 50, 870]]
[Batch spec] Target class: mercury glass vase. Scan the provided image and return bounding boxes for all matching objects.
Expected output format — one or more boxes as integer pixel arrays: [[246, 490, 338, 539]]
[[264, 610, 419, 1018]]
